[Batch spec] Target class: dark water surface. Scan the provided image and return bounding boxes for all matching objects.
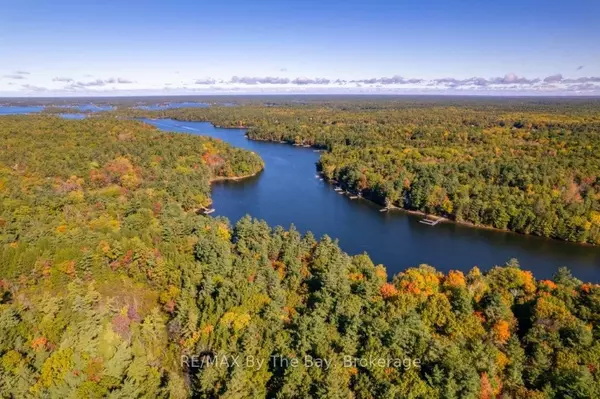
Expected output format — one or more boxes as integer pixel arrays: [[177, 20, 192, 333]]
[[142, 119, 600, 282]]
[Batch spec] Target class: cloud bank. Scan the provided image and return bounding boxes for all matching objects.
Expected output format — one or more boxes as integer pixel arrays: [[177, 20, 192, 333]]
[[185, 73, 600, 94], [2, 71, 30, 80], [64, 77, 136, 90], [8, 72, 600, 96]]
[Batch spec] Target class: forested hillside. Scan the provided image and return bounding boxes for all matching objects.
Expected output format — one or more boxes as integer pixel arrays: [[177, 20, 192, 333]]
[[1, 114, 599, 398], [127, 100, 600, 244]]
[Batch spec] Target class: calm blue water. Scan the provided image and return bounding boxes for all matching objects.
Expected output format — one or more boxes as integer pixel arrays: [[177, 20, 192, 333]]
[[0, 106, 44, 114], [143, 119, 600, 282], [0, 104, 112, 115], [2, 106, 597, 280], [0, 102, 212, 115]]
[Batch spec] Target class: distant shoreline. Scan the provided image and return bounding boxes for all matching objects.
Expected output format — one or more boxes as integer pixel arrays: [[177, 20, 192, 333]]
[[159, 117, 597, 248], [209, 168, 262, 183], [322, 176, 598, 247]]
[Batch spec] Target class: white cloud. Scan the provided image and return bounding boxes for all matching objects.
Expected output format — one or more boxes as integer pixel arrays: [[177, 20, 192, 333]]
[[2, 72, 600, 96]]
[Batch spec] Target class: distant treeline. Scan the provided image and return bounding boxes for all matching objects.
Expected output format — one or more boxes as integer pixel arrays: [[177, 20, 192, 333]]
[[7, 94, 600, 108]]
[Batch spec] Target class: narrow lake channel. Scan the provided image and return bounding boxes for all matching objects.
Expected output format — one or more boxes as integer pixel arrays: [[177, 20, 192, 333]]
[[143, 118, 600, 282]]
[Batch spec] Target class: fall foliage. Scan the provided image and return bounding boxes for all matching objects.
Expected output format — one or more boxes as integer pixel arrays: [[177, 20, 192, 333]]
[[124, 99, 600, 244], [0, 109, 599, 398]]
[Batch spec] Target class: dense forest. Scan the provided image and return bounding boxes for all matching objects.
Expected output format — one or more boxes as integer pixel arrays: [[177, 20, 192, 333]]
[[123, 100, 600, 244], [0, 113, 599, 398]]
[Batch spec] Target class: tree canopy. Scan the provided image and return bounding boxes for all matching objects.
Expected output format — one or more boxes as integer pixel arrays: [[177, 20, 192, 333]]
[[123, 99, 600, 244], [1, 112, 599, 398]]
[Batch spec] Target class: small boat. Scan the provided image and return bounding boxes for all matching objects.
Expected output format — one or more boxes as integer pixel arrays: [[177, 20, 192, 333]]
[[334, 187, 343, 192], [380, 208, 389, 212], [349, 195, 358, 200]]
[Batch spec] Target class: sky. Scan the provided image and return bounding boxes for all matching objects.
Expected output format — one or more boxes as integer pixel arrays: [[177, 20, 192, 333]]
[[1, 0, 599, 96]]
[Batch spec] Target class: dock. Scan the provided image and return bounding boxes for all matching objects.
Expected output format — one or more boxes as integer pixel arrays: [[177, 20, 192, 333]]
[[419, 218, 441, 226]]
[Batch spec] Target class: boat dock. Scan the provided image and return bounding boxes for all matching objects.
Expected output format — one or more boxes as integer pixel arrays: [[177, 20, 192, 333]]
[[419, 218, 441, 226]]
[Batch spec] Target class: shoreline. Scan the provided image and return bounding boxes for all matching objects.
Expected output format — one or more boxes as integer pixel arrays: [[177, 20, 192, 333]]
[[157, 117, 597, 248], [318, 173, 598, 248], [209, 168, 263, 183], [196, 169, 263, 214]]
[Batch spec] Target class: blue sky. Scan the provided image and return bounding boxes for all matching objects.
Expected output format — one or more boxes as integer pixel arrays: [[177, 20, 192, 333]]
[[1, 0, 599, 96]]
